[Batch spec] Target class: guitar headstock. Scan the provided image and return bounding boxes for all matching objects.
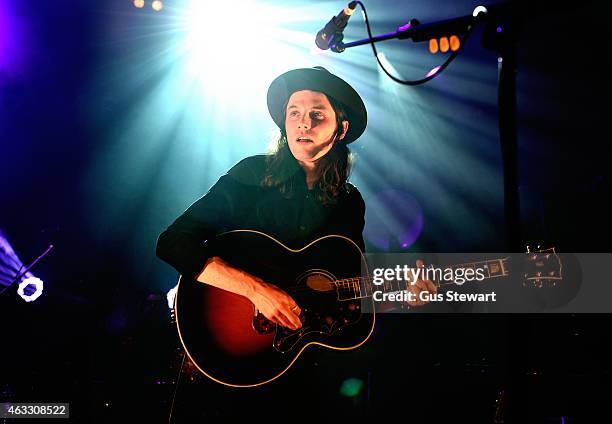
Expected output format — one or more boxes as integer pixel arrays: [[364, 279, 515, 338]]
[[523, 245, 563, 287]]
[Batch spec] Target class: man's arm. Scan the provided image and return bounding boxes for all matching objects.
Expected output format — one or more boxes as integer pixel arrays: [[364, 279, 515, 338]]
[[196, 256, 302, 330]]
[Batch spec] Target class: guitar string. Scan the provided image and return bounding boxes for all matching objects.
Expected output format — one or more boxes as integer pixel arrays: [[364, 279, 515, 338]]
[[278, 258, 511, 297], [279, 269, 512, 298]]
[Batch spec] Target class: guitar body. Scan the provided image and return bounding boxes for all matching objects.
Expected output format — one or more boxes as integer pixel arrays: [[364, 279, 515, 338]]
[[175, 230, 373, 387]]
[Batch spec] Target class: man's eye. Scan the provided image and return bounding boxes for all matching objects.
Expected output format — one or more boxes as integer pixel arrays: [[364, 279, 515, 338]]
[[289, 111, 299, 117], [311, 112, 324, 119]]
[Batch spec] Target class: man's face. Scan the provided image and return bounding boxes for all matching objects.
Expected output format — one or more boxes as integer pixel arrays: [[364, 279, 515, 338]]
[[285, 90, 348, 164]]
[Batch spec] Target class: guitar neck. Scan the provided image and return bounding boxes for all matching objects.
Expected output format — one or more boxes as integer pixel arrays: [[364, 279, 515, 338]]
[[335, 257, 511, 301]]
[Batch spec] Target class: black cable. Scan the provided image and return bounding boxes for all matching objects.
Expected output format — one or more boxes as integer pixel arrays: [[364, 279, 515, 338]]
[[355, 0, 476, 86]]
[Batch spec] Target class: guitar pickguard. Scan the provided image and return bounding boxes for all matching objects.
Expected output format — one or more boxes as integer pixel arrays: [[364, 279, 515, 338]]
[[255, 270, 364, 353]]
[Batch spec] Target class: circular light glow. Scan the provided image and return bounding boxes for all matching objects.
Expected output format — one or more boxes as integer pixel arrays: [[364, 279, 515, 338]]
[[340, 378, 364, 397], [364, 190, 423, 250], [473, 6, 488, 17], [17, 276, 44, 302], [439, 36, 449, 53], [152, 0, 163, 12], [133, 0, 145, 8], [429, 38, 439, 54], [450, 35, 460, 51]]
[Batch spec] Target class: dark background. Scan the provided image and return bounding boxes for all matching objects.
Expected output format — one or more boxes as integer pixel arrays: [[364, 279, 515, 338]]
[[1, 0, 611, 422]]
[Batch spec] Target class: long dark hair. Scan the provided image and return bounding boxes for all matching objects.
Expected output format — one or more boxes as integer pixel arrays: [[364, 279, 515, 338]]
[[261, 95, 353, 204]]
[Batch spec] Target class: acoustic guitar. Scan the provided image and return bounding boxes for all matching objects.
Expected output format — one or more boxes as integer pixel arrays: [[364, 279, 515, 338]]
[[173, 230, 562, 387]]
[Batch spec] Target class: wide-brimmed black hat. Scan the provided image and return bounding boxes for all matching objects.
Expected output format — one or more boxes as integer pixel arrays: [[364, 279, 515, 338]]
[[267, 66, 367, 144]]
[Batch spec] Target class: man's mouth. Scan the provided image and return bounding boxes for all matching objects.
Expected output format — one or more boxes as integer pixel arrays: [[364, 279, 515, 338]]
[[296, 137, 313, 143]]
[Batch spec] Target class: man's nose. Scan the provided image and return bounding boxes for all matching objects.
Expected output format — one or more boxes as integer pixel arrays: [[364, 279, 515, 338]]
[[297, 116, 311, 130]]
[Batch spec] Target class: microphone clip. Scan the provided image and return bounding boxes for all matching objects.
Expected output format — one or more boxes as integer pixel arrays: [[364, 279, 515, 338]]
[[327, 31, 346, 53]]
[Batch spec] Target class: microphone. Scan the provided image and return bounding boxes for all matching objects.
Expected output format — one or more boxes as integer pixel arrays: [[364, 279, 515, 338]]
[[315, 1, 358, 51]]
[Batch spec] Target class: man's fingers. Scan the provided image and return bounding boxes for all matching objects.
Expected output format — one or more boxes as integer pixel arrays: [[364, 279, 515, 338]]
[[407, 260, 437, 308], [286, 310, 302, 329], [272, 312, 291, 329], [279, 305, 301, 330], [414, 279, 429, 291], [267, 309, 293, 329], [407, 284, 425, 306], [416, 278, 437, 293], [408, 277, 437, 306], [426, 279, 438, 293], [407, 283, 420, 295]]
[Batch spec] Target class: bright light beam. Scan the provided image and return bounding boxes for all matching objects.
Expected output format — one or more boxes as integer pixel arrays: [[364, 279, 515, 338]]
[[181, 0, 315, 98]]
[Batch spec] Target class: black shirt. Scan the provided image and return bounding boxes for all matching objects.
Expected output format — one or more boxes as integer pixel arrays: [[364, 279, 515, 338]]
[[156, 154, 366, 279]]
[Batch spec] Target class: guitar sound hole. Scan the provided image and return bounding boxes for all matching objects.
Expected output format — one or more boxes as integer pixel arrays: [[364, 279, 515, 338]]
[[306, 273, 335, 292]]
